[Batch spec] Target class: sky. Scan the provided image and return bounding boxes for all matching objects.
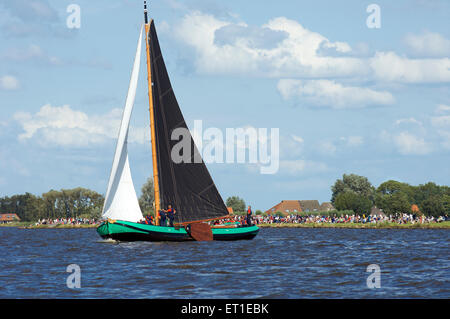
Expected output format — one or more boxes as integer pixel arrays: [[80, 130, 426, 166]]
[[0, 0, 449, 211]]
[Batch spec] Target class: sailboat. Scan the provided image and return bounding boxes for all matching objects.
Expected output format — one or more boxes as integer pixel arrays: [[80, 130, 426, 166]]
[[96, 2, 259, 242]]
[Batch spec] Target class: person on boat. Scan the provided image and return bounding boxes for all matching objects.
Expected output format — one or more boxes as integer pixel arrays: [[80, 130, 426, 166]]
[[166, 204, 176, 227], [145, 215, 153, 225], [246, 206, 253, 226], [159, 209, 167, 226]]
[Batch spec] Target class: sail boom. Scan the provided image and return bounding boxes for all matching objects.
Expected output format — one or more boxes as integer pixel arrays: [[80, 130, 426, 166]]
[[174, 215, 232, 227]]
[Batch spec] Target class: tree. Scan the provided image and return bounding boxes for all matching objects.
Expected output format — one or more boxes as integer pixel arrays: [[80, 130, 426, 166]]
[[331, 173, 375, 204], [377, 180, 414, 199], [375, 191, 411, 216], [226, 196, 246, 212], [0, 193, 44, 221], [443, 194, 450, 215], [420, 196, 445, 217], [42, 190, 60, 219], [412, 182, 445, 205], [0, 188, 104, 221], [334, 192, 372, 215], [139, 178, 155, 214]]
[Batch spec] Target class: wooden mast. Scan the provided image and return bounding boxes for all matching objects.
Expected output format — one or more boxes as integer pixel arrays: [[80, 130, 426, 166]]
[[144, 1, 161, 224]]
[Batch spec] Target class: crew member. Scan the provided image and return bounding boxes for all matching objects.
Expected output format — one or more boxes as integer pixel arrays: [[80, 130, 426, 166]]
[[166, 204, 176, 227], [246, 205, 253, 226], [159, 209, 167, 226]]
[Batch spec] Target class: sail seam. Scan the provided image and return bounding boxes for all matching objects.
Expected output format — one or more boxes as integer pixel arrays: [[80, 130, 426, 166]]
[[198, 183, 214, 196], [154, 54, 162, 62], [160, 87, 173, 98]]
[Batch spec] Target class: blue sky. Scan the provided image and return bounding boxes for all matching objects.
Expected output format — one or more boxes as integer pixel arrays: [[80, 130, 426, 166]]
[[0, 0, 449, 211]]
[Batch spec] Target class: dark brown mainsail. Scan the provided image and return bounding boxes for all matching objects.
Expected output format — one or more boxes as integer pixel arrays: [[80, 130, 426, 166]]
[[148, 20, 229, 225]]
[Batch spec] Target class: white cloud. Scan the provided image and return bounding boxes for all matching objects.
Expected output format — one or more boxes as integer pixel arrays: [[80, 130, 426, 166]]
[[157, 20, 171, 34], [386, 108, 450, 154], [1, 0, 58, 23], [0, 75, 20, 91], [395, 117, 423, 126], [173, 12, 450, 85], [431, 115, 450, 128], [14, 104, 147, 147], [0, 0, 76, 38], [277, 79, 394, 108], [0, 75, 19, 90], [430, 104, 450, 149], [277, 134, 304, 160], [437, 130, 450, 150], [291, 135, 304, 144], [344, 136, 364, 147], [174, 12, 366, 78], [430, 106, 450, 149], [315, 136, 364, 156], [279, 159, 328, 175], [1, 44, 63, 65], [318, 141, 337, 155], [404, 31, 450, 57], [393, 131, 432, 155], [435, 104, 450, 114], [1, 44, 111, 69], [370, 51, 450, 83]]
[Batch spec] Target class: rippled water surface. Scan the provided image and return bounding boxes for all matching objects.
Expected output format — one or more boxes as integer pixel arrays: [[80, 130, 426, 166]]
[[0, 227, 448, 298]]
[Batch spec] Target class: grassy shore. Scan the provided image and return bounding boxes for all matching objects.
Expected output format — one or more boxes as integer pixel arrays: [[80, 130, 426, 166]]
[[257, 221, 450, 229], [0, 222, 98, 229]]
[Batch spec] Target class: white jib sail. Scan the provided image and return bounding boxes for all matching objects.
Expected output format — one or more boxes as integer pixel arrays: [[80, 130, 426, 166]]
[[102, 25, 144, 223]]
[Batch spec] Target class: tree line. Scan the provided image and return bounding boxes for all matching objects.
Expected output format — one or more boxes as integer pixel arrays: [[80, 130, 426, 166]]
[[225, 175, 450, 217], [331, 174, 450, 217], [0, 188, 104, 222], [1, 175, 448, 222], [0, 178, 158, 222]]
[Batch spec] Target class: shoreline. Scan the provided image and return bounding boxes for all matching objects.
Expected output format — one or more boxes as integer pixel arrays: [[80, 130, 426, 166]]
[[257, 221, 450, 229], [0, 223, 99, 229], [1, 221, 449, 229]]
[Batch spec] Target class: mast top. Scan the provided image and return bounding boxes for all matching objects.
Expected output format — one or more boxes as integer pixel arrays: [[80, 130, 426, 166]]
[[144, 0, 149, 24]]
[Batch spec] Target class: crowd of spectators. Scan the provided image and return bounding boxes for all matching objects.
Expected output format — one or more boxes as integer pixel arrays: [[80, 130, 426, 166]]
[[35, 217, 99, 226], [32, 212, 449, 227], [250, 213, 448, 225]]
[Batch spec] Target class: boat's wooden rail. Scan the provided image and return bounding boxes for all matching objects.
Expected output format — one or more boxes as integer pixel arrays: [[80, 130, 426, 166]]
[[211, 225, 238, 229]]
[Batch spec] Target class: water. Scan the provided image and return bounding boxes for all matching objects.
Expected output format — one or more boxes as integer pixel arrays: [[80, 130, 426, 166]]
[[0, 227, 448, 298]]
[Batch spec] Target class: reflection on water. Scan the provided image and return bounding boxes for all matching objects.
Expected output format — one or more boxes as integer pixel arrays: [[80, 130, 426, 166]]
[[0, 227, 448, 298]]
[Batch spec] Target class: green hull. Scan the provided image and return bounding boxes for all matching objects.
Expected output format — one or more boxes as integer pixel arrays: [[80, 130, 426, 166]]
[[97, 220, 259, 242]]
